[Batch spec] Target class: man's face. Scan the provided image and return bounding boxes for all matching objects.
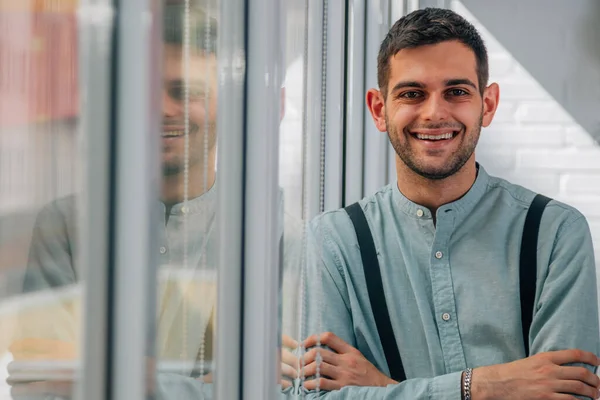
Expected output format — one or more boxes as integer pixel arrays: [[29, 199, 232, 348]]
[[379, 40, 496, 180], [161, 44, 218, 176]]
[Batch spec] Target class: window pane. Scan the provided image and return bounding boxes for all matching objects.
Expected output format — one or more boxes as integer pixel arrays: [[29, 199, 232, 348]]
[[0, 1, 83, 398]]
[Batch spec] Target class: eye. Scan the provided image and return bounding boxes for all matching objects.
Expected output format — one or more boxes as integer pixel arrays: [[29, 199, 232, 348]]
[[447, 88, 468, 96], [188, 87, 207, 100], [399, 91, 422, 99], [167, 86, 207, 101], [167, 86, 185, 101]]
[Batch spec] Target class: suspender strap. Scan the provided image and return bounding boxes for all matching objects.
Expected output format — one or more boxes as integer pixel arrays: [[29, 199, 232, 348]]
[[519, 194, 552, 356], [345, 202, 407, 382]]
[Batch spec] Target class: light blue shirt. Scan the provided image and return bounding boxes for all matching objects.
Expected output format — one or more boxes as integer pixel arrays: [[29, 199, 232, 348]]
[[298, 165, 599, 399]]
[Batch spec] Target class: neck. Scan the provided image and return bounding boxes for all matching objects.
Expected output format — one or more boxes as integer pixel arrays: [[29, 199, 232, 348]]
[[161, 151, 217, 206], [396, 156, 477, 215]]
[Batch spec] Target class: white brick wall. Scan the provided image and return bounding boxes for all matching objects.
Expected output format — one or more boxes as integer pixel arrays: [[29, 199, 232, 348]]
[[452, 1, 600, 267]]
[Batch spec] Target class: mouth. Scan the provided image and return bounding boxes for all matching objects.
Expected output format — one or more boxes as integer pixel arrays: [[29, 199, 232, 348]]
[[409, 130, 460, 141], [162, 129, 186, 138]]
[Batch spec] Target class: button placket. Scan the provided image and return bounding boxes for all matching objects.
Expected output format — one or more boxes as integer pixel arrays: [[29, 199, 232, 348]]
[[430, 209, 466, 371]]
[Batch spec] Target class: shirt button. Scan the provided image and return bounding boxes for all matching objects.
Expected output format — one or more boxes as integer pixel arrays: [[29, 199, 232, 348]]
[[181, 207, 188, 214], [442, 313, 451, 321], [416, 209, 424, 217], [435, 251, 443, 259], [160, 246, 167, 254]]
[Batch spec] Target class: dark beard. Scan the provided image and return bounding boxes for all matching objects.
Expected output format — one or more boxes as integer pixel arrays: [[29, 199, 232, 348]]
[[387, 113, 483, 180], [162, 163, 184, 176]]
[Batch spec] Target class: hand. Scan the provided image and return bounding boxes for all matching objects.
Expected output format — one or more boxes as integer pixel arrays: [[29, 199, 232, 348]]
[[300, 332, 396, 391], [197, 335, 299, 389], [472, 349, 600, 400], [9, 338, 77, 361], [8, 337, 77, 398], [281, 334, 299, 389]]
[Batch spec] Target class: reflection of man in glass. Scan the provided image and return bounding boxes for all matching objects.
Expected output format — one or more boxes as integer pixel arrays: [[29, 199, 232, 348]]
[[13, 1, 299, 398]]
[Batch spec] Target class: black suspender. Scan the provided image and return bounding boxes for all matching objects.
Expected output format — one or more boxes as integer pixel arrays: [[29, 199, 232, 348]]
[[344, 194, 551, 382], [519, 194, 552, 355], [345, 202, 407, 382]]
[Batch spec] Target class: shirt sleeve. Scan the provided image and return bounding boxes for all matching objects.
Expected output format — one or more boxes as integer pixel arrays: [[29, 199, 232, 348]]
[[24, 200, 77, 292], [300, 216, 463, 400], [530, 213, 600, 399], [14, 200, 79, 343]]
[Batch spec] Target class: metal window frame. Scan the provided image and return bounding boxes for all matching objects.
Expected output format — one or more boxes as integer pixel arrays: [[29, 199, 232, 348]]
[[77, 0, 116, 399], [241, 0, 284, 399], [323, 0, 347, 211], [303, 0, 325, 220], [344, 0, 366, 206], [362, 0, 391, 197], [78, 0, 161, 399], [214, 0, 247, 398], [110, 0, 161, 399]]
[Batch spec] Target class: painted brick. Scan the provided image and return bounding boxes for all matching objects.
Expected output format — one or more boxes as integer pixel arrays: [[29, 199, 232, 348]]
[[563, 174, 600, 196], [480, 125, 564, 146], [492, 101, 517, 123], [566, 125, 600, 148], [496, 81, 549, 101], [517, 150, 600, 171], [476, 148, 517, 172], [488, 54, 514, 78], [515, 102, 573, 124], [492, 171, 561, 197]]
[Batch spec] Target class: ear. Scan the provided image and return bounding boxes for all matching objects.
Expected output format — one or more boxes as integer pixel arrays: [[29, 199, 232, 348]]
[[481, 83, 500, 128], [366, 89, 387, 132]]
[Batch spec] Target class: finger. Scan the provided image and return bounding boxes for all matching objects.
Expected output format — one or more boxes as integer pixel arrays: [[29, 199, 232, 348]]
[[282, 348, 298, 367], [282, 335, 299, 349], [558, 366, 600, 389], [281, 362, 298, 379], [302, 361, 338, 380], [281, 379, 292, 390], [544, 349, 600, 366], [554, 379, 599, 399], [303, 332, 354, 354], [303, 377, 340, 391], [302, 347, 339, 367]]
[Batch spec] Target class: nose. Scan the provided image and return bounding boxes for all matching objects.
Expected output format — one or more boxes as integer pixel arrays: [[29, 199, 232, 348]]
[[420, 94, 449, 122], [163, 90, 181, 117]]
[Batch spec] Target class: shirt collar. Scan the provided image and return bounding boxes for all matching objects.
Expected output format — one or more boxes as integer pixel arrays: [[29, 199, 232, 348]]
[[159, 182, 217, 216], [392, 163, 490, 219]]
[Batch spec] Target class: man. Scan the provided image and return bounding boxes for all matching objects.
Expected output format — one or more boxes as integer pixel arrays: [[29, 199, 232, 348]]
[[13, 2, 300, 398], [299, 8, 600, 400]]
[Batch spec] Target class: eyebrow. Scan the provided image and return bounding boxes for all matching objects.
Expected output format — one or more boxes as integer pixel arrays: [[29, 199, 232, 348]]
[[390, 81, 425, 94], [444, 78, 477, 89], [390, 78, 478, 94]]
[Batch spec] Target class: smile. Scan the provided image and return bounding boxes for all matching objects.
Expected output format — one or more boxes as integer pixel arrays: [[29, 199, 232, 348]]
[[410, 130, 460, 141], [162, 130, 186, 138]]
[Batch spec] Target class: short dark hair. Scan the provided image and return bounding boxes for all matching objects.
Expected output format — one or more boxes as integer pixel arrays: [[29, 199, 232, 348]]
[[377, 8, 488, 97], [163, 2, 218, 53]]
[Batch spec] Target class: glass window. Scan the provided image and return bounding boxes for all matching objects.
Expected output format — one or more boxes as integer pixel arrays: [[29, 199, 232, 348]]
[[0, 1, 83, 398]]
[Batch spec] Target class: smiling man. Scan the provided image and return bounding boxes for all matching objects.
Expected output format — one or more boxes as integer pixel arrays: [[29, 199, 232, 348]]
[[300, 8, 600, 400]]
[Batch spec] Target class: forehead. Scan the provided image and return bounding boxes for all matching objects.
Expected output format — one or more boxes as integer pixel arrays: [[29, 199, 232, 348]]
[[163, 44, 217, 78], [387, 40, 478, 90]]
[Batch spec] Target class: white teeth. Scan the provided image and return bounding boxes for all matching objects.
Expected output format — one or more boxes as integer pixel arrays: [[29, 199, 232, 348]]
[[162, 130, 185, 137], [416, 132, 454, 140]]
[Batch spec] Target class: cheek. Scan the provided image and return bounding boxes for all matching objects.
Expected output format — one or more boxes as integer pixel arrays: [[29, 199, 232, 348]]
[[389, 106, 417, 130], [451, 103, 482, 127], [187, 104, 207, 126]]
